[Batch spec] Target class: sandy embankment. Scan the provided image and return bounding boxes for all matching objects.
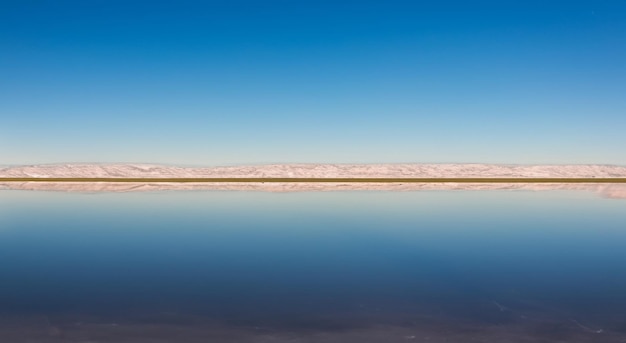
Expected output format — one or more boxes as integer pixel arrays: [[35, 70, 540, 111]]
[[1, 163, 625, 198]]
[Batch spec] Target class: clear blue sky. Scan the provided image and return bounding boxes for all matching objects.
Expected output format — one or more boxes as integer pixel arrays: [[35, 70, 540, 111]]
[[1, 1, 625, 166]]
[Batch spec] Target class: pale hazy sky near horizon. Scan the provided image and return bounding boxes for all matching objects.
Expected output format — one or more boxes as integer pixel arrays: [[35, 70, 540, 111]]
[[1, 1, 625, 166]]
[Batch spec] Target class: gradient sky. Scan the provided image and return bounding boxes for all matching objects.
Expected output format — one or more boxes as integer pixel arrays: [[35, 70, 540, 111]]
[[1, 1, 625, 166]]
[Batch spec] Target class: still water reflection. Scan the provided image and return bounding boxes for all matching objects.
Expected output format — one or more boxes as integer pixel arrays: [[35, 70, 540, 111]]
[[1, 190, 625, 342]]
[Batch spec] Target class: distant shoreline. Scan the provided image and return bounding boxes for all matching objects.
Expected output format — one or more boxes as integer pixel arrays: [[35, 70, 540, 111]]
[[2, 177, 626, 183], [3, 164, 626, 181]]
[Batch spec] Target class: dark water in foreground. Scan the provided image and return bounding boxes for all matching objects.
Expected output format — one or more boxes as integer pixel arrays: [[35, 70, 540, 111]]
[[1, 190, 625, 342]]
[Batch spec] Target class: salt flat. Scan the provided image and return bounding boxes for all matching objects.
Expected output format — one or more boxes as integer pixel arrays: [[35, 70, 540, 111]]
[[1, 163, 625, 197], [1, 163, 626, 178]]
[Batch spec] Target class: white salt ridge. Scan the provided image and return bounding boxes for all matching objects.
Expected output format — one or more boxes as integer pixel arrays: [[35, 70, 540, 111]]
[[1, 181, 626, 199], [1, 163, 626, 178]]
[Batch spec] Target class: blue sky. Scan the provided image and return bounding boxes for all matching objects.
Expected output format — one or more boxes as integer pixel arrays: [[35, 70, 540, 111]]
[[1, 1, 625, 166]]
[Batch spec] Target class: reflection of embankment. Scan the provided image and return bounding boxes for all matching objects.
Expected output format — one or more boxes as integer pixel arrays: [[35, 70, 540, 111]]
[[1, 182, 625, 199]]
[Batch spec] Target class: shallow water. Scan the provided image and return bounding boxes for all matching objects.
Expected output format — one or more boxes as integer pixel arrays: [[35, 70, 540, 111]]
[[1, 189, 625, 342]]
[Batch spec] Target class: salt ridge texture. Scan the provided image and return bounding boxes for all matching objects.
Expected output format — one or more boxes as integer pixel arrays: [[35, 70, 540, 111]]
[[1, 163, 626, 178], [1, 163, 625, 197]]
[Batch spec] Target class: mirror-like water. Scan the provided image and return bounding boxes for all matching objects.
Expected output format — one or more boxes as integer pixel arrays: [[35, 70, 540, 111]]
[[1, 190, 625, 342]]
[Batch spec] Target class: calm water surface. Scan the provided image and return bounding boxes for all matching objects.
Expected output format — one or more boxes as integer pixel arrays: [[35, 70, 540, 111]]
[[1, 190, 625, 342]]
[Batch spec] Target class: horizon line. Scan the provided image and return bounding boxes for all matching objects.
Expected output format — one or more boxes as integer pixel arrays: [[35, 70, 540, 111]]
[[2, 178, 626, 184]]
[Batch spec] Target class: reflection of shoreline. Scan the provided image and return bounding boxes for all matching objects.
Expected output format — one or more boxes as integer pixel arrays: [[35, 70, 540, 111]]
[[2, 182, 626, 199]]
